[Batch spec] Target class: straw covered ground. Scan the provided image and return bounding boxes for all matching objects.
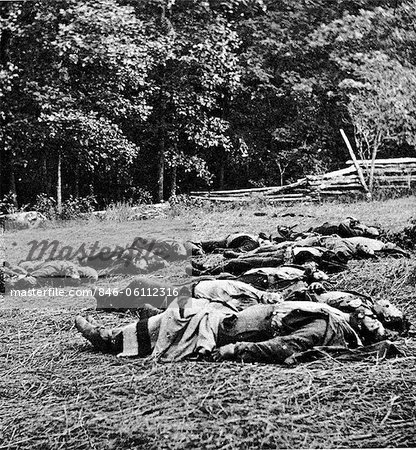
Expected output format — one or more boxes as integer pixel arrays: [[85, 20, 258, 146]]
[[1, 197, 416, 449]]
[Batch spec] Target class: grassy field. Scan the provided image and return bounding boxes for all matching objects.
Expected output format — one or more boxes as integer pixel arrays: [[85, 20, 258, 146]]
[[1, 196, 416, 449]]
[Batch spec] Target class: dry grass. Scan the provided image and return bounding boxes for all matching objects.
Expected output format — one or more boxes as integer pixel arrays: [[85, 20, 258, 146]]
[[5, 195, 415, 264], [1, 307, 415, 449], [1, 196, 416, 449]]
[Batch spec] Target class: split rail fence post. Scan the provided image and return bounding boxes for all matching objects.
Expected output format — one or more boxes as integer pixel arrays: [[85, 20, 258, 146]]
[[340, 129, 372, 200]]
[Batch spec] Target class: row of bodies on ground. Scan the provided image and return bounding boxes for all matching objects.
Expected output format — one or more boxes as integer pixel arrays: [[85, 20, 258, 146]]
[[2, 217, 412, 291], [75, 218, 411, 364], [9, 216, 412, 364], [2, 218, 408, 289], [92, 217, 412, 343]]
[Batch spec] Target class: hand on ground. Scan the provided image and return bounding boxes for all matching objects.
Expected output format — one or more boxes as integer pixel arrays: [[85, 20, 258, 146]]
[[212, 344, 236, 361]]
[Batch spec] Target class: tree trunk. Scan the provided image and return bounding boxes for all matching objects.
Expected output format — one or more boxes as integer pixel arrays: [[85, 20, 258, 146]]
[[219, 159, 225, 190], [157, 143, 165, 202], [0, 144, 2, 199], [277, 162, 284, 186], [0, 4, 11, 65], [116, 172, 122, 201], [154, 3, 176, 203], [57, 149, 62, 213], [0, 2, 11, 202], [9, 164, 17, 206], [74, 160, 80, 197], [169, 164, 177, 199], [157, 87, 166, 202], [42, 154, 50, 195]]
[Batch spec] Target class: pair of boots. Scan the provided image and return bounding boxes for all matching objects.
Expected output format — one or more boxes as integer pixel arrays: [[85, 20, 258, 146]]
[[75, 304, 162, 353], [75, 316, 121, 353]]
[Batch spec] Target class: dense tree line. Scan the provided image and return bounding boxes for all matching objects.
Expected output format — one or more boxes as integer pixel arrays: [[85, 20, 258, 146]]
[[1, 0, 416, 207]]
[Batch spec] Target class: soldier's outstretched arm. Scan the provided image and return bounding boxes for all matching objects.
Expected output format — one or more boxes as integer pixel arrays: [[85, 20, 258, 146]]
[[215, 318, 328, 363]]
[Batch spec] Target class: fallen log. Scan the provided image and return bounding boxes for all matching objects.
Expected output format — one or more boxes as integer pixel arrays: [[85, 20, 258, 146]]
[[3, 211, 47, 229]]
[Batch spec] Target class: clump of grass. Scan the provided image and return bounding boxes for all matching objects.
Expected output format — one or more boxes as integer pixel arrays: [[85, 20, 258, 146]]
[[104, 201, 138, 222], [371, 185, 416, 202]]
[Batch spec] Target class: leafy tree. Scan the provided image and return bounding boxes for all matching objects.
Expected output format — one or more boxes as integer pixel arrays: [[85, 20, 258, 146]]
[[340, 54, 416, 189], [2, 0, 416, 205], [128, 0, 246, 199], [1, 0, 149, 205], [313, 2, 416, 189]]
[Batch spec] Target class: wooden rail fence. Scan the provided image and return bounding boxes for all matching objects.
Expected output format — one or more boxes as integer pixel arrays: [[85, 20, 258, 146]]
[[190, 158, 416, 203]]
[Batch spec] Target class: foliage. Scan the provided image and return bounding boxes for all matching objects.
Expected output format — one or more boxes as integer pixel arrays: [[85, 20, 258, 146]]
[[0, 192, 18, 214], [59, 195, 98, 220], [1, 0, 416, 204], [339, 55, 416, 161], [32, 194, 58, 220], [122, 187, 153, 205], [32, 193, 97, 220], [1, 0, 144, 204], [313, 4, 416, 165]]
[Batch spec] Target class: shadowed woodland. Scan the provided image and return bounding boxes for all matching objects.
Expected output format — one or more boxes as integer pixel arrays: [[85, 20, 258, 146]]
[[1, 0, 416, 208]]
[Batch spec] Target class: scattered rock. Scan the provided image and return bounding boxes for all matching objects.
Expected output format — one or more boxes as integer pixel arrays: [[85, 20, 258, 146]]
[[3, 211, 47, 229]]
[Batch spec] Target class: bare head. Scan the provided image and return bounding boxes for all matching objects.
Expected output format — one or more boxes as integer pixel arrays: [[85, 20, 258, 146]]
[[373, 299, 410, 335], [350, 306, 386, 345], [303, 262, 329, 282]]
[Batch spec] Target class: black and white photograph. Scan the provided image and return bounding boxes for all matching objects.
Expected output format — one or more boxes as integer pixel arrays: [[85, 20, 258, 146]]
[[1, 0, 416, 448]]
